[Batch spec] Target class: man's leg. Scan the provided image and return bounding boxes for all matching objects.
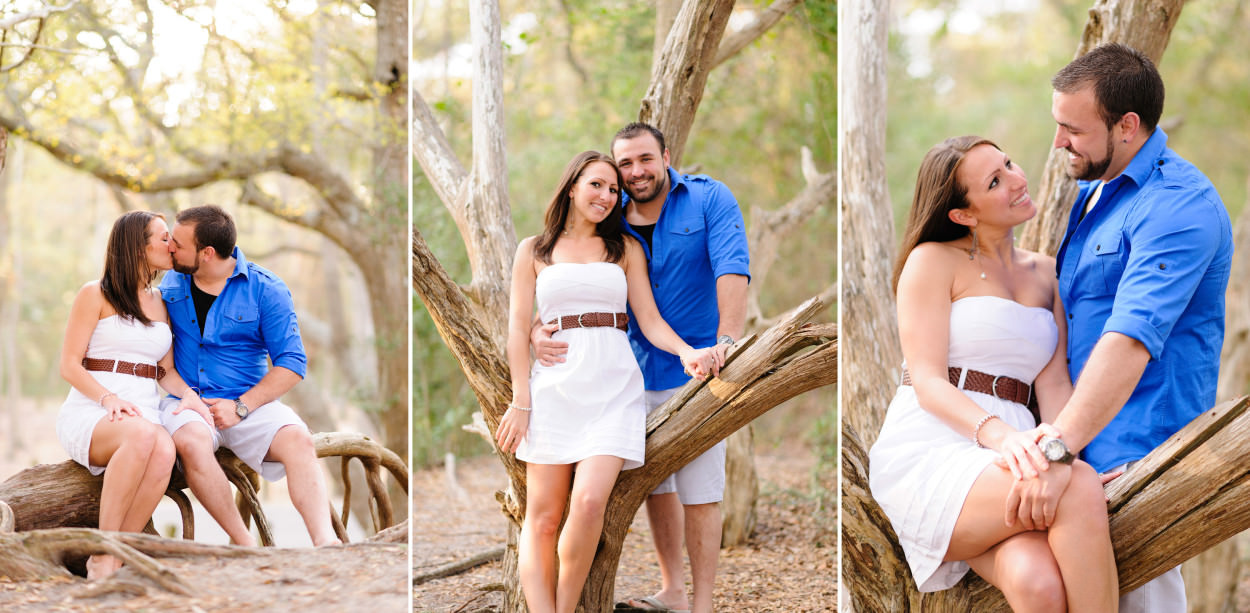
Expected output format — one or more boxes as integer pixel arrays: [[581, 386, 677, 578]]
[[642, 491, 690, 609], [1110, 461, 1185, 612], [171, 422, 257, 546], [674, 439, 727, 613], [266, 424, 339, 546]]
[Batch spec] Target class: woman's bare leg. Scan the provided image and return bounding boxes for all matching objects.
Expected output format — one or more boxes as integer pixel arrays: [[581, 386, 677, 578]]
[[555, 455, 625, 613], [521, 463, 573, 613], [948, 461, 1117, 612], [86, 417, 168, 578], [968, 532, 1066, 613]]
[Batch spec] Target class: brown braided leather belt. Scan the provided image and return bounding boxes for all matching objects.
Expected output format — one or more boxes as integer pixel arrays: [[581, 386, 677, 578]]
[[82, 357, 166, 380], [901, 366, 1035, 408], [547, 311, 629, 332]]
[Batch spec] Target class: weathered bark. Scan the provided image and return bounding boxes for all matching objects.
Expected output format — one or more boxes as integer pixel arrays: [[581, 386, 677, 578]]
[[638, 0, 735, 168], [0, 432, 407, 544], [1017, 0, 1187, 255], [713, 0, 803, 68], [838, 0, 899, 445], [845, 396, 1250, 611]]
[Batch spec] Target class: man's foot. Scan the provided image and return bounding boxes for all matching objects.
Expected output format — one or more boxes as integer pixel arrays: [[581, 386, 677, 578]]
[[615, 595, 690, 612], [85, 554, 122, 580]]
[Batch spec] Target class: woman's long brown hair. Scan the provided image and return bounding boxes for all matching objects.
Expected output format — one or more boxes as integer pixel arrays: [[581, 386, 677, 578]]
[[532, 151, 626, 264], [100, 211, 163, 326], [891, 136, 999, 293]]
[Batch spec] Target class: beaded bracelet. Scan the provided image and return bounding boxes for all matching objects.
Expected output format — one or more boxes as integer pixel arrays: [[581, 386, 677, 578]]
[[973, 414, 999, 449], [508, 403, 532, 412], [99, 391, 117, 405], [183, 386, 201, 398]]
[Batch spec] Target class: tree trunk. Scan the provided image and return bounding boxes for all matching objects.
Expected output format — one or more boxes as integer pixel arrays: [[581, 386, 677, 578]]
[[721, 424, 758, 547], [0, 131, 19, 454], [1017, 0, 1187, 255], [845, 395, 1250, 611], [837, 0, 899, 445]]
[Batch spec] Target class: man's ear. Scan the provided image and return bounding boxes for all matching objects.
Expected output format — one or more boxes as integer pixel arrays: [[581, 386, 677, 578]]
[[1117, 112, 1142, 143]]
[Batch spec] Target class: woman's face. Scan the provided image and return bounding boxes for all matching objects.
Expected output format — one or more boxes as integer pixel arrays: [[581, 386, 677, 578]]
[[144, 217, 173, 272], [567, 160, 620, 226], [954, 144, 1036, 229]]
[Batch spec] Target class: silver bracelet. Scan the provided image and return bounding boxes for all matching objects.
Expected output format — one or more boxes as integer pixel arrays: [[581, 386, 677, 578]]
[[973, 414, 999, 449], [508, 403, 532, 412], [98, 391, 117, 405]]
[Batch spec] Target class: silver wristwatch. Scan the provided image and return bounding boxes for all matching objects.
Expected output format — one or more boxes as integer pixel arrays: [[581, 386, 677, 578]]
[[234, 398, 250, 420], [717, 334, 735, 347], [1038, 436, 1074, 464]]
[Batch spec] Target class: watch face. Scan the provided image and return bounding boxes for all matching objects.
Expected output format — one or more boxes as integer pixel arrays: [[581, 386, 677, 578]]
[[1042, 438, 1064, 461]]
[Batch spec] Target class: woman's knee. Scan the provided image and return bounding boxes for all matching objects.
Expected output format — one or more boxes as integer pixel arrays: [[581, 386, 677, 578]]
[[1001, 557, 1067, 612], [151, 432, 177, 470], [1060, 461, 1109, 517], [567, 487, 610, 521], [524, 506, 564, 539]]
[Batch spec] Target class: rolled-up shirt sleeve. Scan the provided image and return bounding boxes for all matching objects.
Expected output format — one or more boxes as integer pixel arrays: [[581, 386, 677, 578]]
[[703, 182, 751, 281], [1102, 186, 1225, 359], [258, 279, 308, 378]]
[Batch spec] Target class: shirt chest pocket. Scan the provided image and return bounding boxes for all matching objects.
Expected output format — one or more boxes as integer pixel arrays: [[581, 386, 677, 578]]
[[666, 217, 705, 239], [1085, 232, 1126, 296], [218, 306, 259, 342]]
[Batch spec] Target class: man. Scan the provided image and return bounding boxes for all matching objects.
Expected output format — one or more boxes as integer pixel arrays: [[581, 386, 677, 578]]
[[159, 204, 340, 547], [535, 122, 749, 613], [1047, 44, 1233, 611]]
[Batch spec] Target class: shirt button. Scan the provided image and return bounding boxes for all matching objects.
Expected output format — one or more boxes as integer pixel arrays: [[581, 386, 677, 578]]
[[654, 283, 659, 288], [1095, 245, 1101, 251], [1068, 313, 1073, 319], [1159, 263, 1167, 270]]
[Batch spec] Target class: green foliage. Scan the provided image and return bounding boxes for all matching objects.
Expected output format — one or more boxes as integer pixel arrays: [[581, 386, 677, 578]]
[[886, 0, 1250, 235]]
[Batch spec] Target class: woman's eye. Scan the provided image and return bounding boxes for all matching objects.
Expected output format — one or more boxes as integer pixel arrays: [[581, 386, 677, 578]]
[[989, 178, 999, 189]]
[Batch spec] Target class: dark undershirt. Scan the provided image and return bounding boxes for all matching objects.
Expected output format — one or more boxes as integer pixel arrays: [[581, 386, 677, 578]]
[[630, 222, 656, 254], [190, 281, 218, 337]]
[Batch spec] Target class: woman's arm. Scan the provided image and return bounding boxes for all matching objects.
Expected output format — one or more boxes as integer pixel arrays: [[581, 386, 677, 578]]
[[58, 283, 141, 421], [1033, 271, 1075, 424], [154, 300, 212, 423], [496, 238, 539, 454], [621, 239, 717, 377]]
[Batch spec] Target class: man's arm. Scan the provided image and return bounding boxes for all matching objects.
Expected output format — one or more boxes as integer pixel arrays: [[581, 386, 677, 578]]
[[1052, 332, 1151, 453], [716, 273, 748, 341], [206, 366, 302, 429]]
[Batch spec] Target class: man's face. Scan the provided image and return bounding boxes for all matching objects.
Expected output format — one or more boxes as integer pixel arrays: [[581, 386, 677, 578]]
[[1052, 86, 1116, 181], [170, 222, 201, 275], [612, 133, 670, 205]]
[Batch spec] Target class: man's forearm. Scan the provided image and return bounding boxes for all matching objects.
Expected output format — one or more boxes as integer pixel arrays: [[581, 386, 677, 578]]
[[239, 366, 303, 409], [1053, 332, 1151, 453], [716, 274, 749, 340]]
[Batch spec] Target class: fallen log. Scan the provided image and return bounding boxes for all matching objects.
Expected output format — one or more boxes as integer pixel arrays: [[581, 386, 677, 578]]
[[842, 395, 1250, 611], [413, 545, 505, 585]]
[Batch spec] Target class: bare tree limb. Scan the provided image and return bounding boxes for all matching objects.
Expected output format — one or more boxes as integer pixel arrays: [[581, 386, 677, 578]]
[[713, 0, 802, 68]]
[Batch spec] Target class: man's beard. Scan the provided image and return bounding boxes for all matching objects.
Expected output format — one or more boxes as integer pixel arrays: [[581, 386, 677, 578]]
[[172, 260, 199, 275], [625, 171, 667, 205], [1071, 131, 1115, 181]]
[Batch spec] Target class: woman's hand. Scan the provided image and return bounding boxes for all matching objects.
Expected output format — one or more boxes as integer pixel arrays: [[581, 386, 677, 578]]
[[1005, 461, 1073, 530], [172, 391, 213, 426], [101, 394, 141, 422], [679, 346, 721, 380], [994, 423, 1062, 480], [495, 405, 531, 454]]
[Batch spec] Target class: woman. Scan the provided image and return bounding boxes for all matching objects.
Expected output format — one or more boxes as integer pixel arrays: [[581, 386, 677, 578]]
[[495, 151, 718, 613], [868, 136, 1118, 611], [56, 211, 210, 579]]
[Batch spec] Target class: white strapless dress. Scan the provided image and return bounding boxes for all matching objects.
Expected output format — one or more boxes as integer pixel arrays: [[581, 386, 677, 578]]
[[57, 314, 171, 475], [868, 296, 1058, 591], [517, 262, 645, 470]]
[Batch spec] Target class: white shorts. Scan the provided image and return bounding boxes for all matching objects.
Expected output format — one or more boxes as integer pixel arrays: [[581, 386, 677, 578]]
[[646, 387, 726, 505], [159, 395, 308, 482]]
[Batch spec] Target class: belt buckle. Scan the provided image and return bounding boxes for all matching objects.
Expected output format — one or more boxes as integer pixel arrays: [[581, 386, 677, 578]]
[[991, 375, 1005, 400], [578, 313, 588, 328]]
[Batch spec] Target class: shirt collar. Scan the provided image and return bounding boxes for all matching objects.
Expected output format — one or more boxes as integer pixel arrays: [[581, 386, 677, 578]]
[[1117, 127, 1169, 188], [229, 246, 251, 279]]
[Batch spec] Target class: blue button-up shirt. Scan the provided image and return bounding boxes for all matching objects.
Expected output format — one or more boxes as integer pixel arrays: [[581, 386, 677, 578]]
[[159, 247, 308, 399], [622, 167, 750, 391], [1057, 129, 1233, 472]]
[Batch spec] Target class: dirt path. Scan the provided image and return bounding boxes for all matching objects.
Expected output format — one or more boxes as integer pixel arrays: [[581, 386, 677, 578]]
[[413, 444, 836, 612]]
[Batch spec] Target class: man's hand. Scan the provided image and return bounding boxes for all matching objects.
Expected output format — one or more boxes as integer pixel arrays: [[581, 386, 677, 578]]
[[203, 398, 243, 430], [531, 322, 568, 366], [1004, 462, 1073, 530]]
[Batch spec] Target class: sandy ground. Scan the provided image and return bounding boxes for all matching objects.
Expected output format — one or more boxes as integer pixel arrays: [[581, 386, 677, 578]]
[[413, 444, 837, 612]]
